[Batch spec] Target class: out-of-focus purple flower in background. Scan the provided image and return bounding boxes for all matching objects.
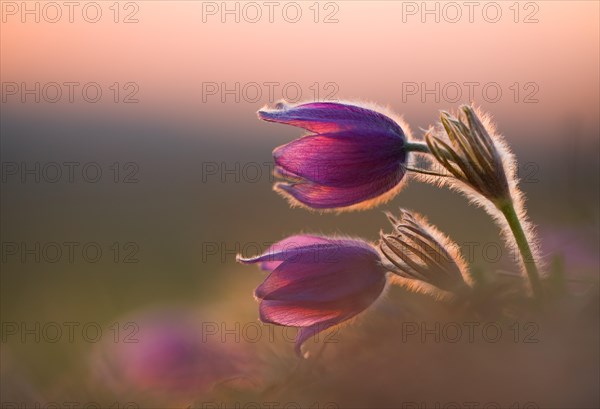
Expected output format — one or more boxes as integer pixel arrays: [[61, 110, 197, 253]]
[[539, 225, 599, 276], [258, 102, 409, 211], [91, 307, 252, 401], [239, 234, 388, 357]]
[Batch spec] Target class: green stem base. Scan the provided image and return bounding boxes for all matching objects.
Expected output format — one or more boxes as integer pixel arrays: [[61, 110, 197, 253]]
[[498, 200, 543, 301]]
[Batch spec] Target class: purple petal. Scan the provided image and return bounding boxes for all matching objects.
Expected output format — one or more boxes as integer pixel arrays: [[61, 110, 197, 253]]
[[274, 131, 405, 188], [294, 319, 339, 358], [258, 280, 386, 356], [258, 102, 404, 137], [255, 246, 385, 302], [259, 299, 344, 327], [258, 279, 384, 328], [238, 234, 332, 271], [276, 170, 405, 209]]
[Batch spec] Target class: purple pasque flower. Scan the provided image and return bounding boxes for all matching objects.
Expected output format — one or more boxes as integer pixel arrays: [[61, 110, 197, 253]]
[[238, 234, 387, 357], [258, 101, 408, 211]]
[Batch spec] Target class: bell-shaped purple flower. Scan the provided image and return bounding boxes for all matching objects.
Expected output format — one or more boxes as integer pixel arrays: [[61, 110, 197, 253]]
[[238, 234, 387, 357], [258, 101, 408, 211]]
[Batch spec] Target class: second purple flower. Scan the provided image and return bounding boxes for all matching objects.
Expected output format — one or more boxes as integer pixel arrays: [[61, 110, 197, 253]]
[[238, 234, 387, 357], [258, 101, 409, 211]]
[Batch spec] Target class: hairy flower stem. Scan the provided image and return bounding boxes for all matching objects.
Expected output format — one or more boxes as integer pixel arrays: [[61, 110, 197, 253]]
[[403, 142, 451, 177], [405, 141, 453, 162], [404, 141, 431, 154], [404, 141, 544, 300], [498, 200, 543, 301]]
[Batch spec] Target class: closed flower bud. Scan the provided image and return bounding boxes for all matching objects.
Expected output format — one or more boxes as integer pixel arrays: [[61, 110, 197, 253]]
[[380, 209, 470, 296], [425, 105, 514, 206]]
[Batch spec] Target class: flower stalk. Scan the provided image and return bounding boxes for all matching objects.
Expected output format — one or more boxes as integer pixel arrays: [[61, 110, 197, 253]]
[[498, 199, 543, 300], [404, 141, 431, 154], [410, 106, 543, 301]]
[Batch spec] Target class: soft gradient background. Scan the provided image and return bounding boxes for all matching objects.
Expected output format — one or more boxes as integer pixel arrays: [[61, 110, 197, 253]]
[[1, 1, 599, 407]]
